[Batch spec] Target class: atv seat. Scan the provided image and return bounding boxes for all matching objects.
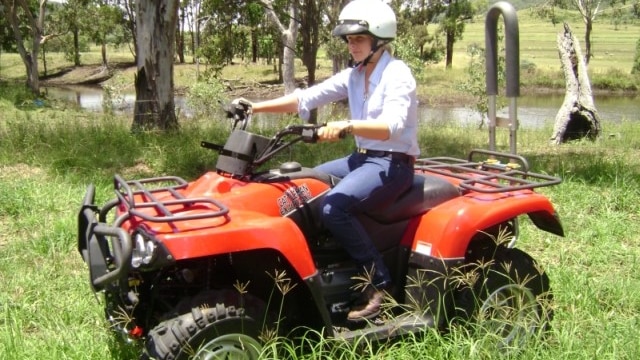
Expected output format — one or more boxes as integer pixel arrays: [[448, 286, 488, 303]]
[[367, 174, 460, 224]]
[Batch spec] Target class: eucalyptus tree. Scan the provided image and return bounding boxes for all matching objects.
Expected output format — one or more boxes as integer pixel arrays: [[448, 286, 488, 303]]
[[132, 0, 180, 131], [246, 1, 266, 63], [88, 1, 130, 67], [298, 0, 325, 86], [535, 0, 609, 64], [441, 0, 475, 68], [51, 0, 91, 66], [260, 0, 298, 94], [176, 0, 188, 63], [0, 0, 54, 93], [568, 0, 602, 64]]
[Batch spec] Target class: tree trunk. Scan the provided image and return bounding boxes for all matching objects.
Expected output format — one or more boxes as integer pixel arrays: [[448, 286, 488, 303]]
[[584, 20, 592, 64], [1, 0, 46, 94], [262, 0, 298, 94], [445, 29, 454, 69], [550, 23, 601, 144], [251, 29, 258, 63], [101, 42, 108, 68], [176, 5, 185, 64], [132, 0, 179, 132], [73, 27, 81, 66]]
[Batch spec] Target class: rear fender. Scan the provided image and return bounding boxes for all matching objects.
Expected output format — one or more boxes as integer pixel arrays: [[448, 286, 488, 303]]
[[160, 214, 317, 279], [411, 191, 563, 258]]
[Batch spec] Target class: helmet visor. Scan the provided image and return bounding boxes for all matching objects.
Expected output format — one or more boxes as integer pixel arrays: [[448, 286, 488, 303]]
[[332, 19, 370, 38]]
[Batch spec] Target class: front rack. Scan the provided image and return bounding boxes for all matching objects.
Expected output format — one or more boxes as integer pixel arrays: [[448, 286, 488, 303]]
[[113, 174, 229, 222], [415, 149, 561, 194]]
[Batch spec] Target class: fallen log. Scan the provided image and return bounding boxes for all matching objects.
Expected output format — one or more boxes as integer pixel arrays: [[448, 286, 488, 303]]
[[550, 23, 601, 144]]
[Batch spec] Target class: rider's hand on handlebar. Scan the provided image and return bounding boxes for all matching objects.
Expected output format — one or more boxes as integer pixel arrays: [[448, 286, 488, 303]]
[[318, 121, 352, 141], [231, 98, 253, 113], [226, 98, 253, 121]]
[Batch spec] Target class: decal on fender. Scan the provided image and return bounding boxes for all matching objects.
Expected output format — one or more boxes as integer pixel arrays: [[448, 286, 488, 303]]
[[277, 184, 312, 215]]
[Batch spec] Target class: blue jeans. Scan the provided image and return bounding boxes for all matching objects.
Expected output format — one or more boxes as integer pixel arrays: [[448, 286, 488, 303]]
[[314, 152, 414, 287]]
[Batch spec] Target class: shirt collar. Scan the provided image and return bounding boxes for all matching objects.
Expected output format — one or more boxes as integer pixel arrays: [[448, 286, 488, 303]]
[[368, 50, 391, 87]]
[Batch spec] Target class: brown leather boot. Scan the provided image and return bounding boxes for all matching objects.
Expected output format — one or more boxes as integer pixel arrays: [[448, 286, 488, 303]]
[[347, 287, 384, 321]]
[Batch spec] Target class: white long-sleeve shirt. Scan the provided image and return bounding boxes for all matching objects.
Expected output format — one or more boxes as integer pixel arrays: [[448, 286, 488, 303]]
[[296, 51, 420, 156]]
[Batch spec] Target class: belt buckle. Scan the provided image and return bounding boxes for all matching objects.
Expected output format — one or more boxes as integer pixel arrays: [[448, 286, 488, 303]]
[[357, 148, 368, 154]]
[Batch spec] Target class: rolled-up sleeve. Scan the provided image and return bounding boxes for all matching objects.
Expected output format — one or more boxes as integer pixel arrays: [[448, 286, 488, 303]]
[[296, 69, 351, 121]]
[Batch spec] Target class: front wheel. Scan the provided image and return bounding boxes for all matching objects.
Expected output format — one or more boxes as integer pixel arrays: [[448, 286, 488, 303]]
[[454, 246, 553, 348], [142, 303, 262, 360]]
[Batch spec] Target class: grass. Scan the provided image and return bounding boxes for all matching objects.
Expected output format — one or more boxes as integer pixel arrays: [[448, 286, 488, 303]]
[[1, 78, 640, 358]]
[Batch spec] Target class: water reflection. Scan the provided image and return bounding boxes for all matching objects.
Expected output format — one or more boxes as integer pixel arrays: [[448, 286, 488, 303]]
[[44, 85, 639, 129]]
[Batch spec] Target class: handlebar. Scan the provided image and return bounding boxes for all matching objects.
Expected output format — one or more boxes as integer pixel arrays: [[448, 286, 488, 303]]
[[223, 101, 347, 141]]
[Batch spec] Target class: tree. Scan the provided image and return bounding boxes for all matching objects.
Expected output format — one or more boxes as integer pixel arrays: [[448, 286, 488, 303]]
[[0, 0, 51, 94], [299, 0, 323, 86], [89, 1, 130, 68], [260, 0, 298, 94], [324, 0, 349, 74], [132, 0, 180, 131], [440, 0, 474, 69], [572, 0, 602, 64], [176, 0, 187, 63], [53, 0, 90, 66], [537, 0, 603, 64]]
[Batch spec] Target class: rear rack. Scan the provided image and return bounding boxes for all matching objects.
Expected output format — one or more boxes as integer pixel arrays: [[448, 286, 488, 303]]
[[415, 149, 561, 194], [114, 174, 229, 222]]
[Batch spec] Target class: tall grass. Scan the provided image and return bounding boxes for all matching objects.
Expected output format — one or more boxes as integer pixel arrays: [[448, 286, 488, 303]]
[[1, 80, 640, 358]]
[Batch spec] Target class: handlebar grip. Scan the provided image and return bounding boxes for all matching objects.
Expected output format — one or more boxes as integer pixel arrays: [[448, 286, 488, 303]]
[[224, 100, 252, 120]]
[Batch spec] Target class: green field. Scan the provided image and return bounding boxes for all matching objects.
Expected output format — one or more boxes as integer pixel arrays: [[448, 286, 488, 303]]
[[448, 10, 639, 73]]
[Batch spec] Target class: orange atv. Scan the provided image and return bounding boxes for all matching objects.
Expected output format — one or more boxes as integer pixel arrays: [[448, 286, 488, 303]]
[[78, 103, 563, 359]]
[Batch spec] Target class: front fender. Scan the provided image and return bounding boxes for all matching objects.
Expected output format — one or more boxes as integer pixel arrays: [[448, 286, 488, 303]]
[[160, 211, 317, 279], [411, 191, 563, 258]]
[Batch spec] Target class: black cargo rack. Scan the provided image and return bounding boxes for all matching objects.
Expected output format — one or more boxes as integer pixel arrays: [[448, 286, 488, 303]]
[[415, 149, 561, 194], [113, 174, 229, 222]]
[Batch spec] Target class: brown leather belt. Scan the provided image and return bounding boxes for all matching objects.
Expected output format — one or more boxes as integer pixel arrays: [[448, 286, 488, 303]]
[[355, 148, 415, 165]]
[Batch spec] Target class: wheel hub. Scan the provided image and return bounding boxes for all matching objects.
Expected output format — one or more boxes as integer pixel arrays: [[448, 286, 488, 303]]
[[192, 333, 262, 360]]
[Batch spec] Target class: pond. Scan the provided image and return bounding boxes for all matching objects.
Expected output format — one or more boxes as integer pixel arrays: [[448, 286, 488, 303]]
[[44, 85, 640, 129]]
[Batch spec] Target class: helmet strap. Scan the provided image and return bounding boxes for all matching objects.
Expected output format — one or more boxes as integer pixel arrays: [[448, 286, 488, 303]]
[[354, 39, 388, 69]]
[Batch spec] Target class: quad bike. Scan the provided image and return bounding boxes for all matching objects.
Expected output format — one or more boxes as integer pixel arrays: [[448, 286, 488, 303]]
[[78, 103, 564, 359]]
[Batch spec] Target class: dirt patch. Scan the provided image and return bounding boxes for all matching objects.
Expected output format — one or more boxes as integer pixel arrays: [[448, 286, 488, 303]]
[[41, 62, 135, 86], [0, 164, 45, 179]]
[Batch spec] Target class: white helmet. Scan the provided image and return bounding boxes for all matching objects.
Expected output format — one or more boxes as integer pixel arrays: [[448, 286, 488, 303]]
[[332, 0, 397, 41]]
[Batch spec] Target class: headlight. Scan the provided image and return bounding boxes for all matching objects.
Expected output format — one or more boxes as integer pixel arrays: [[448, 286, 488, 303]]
[[131, 232, 157, 268]]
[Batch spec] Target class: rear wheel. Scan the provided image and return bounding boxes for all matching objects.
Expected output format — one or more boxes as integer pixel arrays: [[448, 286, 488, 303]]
[[454, 246, 552, 348]]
